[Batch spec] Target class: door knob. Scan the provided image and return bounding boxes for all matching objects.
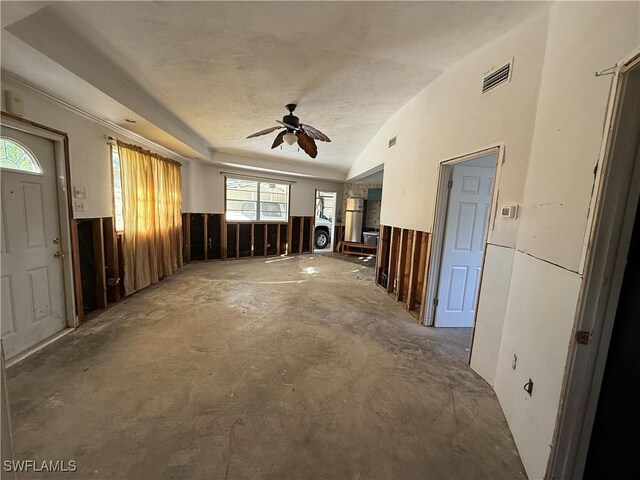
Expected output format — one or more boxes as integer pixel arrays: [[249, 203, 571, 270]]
[[54, 251, 65, 258]]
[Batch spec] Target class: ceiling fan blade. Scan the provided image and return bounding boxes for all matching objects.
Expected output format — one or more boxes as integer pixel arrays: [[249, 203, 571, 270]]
[[271, 130, 287, 149], [300, 124, 331, 142], [247, 126, 283, 138], [296, 131, 318, 158], [276, 119, 300, 131]]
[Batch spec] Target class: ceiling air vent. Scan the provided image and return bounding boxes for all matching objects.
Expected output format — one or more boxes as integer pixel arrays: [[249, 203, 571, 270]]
[[388, 135, 397, 148], [482, 59, 513, 94]]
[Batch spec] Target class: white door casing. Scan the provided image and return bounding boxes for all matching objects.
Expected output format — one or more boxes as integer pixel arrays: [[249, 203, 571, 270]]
[[435, 164, 494, 327], [1, 127, 66, 358]]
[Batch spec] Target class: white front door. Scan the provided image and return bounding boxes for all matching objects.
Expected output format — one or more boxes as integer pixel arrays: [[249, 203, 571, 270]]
[[1, 127, 66, 359], [435, 163, 494, 327]]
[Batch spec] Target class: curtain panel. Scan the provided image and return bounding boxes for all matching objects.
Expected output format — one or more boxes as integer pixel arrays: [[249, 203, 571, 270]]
[[117, 141, 183, 295]]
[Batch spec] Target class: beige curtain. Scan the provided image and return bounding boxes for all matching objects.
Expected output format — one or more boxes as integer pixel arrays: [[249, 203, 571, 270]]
[[118, 141, 182, 295]]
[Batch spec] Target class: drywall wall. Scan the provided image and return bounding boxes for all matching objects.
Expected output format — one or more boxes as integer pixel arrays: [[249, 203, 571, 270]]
[[347, 8, 551, 249], [186, 160, 343, 218], [181, 159, 191, 213], [344, 1, 639, 477], [0, 79, 189, 219], [516, 0, 639, 273], [492, 2, 640, 478], [494, 251, 582, 479], [469, 244, 515, 386]]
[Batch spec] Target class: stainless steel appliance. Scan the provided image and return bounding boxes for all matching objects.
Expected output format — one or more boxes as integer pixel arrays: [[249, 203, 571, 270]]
[[345, 197, 365, 242]]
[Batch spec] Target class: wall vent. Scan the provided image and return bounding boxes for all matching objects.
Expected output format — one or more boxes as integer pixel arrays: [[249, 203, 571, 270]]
[[482, 59, 513, 94], [388, 135, 397, 148]]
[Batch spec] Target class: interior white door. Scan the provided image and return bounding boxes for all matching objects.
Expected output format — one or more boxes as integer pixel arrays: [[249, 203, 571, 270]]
[[435, 164, 494, 327], [1, 127, 66, 359]]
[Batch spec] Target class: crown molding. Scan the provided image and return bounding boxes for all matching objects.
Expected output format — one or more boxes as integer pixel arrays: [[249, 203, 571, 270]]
[[1, 71, 193, 163]]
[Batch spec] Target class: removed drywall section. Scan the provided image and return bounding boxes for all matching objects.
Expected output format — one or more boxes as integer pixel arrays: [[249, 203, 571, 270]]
[[347, 9, 550, 248], [516, 0, 640, 273], [470, 244, 515, 386], [493, 251, 582, 480]]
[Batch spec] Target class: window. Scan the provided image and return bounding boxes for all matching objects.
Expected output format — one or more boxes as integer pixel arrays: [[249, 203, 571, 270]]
[[111, 146, 125, 232], [0, 137, 42, 174], [226, 177, 289, 222]]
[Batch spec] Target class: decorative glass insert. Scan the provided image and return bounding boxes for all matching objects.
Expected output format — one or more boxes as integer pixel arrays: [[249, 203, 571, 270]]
[[0, 138, 42, 174]]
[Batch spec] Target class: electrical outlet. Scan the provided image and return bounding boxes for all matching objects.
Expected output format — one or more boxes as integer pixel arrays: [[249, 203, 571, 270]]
[[74, 199, 85, 213], [524, 378, 534, 397], [512, 354, 517, 370]]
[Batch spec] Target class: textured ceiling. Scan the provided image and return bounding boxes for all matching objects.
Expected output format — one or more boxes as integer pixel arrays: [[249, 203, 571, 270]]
[[2, 1, 547, 172], [0, 32, 203, 159]]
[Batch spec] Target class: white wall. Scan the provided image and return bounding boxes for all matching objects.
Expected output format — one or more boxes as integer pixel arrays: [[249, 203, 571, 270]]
[[0, 80, 342, 221], [516, 1, 639, 273], [345, 1, 640, 478], [492, 3, 639, 478], [0, 79, 189, 219], [469, 244, 514, 385], [348, 8, 550, 248], [186, 160, 343, 218]]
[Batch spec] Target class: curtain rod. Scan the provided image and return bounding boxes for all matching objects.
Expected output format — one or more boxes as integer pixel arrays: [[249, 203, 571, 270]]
[[220, 171, 297, 184], [107, 136, 182, 167]]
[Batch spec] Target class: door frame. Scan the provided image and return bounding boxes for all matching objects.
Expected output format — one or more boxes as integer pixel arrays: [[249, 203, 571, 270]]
[[314, 189, 337, 253], [1, 112, 79, 341], [423, 145, 503, 327], [547, 51, 640, 480]]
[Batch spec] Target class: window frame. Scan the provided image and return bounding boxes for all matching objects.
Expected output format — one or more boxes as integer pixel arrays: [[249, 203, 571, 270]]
[[224, 176, 290, 223], [0, 136, 43, 176]]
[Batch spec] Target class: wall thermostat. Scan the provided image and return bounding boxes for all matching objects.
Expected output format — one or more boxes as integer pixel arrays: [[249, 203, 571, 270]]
[[500, 205, 519, 219]]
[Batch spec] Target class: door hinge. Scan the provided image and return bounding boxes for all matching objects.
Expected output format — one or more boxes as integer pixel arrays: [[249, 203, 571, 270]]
[[433, 298, 439, 306], [447, 180, 453, 189], [575, 330, 591, 345]]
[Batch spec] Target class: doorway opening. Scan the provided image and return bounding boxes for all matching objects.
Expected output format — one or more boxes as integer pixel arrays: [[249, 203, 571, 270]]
[[0, 118, 76, 365], [314, 190, 336, 253], [425, 150, 499, 329]]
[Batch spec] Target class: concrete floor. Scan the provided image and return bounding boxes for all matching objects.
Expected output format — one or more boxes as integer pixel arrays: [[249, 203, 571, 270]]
[[6, 254, 525, 479]]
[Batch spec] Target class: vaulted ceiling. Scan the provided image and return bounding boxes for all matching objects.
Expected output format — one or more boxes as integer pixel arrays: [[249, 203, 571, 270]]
[[2, 1, 547, 175]]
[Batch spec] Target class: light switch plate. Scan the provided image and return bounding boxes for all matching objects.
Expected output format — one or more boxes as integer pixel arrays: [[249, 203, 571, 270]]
[[74, 186, 87, 199]]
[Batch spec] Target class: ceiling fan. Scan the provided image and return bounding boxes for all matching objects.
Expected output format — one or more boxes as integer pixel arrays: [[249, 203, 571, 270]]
[[246, 104, 331, 159]]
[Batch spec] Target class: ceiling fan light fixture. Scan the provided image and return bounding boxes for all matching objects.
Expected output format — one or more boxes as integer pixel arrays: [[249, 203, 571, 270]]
[[283, 132, 298, 145], [246, 105, 330, 158]]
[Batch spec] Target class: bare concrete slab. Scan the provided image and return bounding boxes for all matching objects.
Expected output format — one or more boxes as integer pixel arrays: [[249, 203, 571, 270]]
[[6, 254, 525, 479]]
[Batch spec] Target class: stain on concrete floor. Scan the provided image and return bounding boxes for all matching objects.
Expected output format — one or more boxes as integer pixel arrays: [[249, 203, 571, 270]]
[[6, 254, 525, 479]]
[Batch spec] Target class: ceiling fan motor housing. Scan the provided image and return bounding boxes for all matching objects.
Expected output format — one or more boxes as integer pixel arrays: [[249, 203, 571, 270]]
[[283, 114, 299, 129]]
